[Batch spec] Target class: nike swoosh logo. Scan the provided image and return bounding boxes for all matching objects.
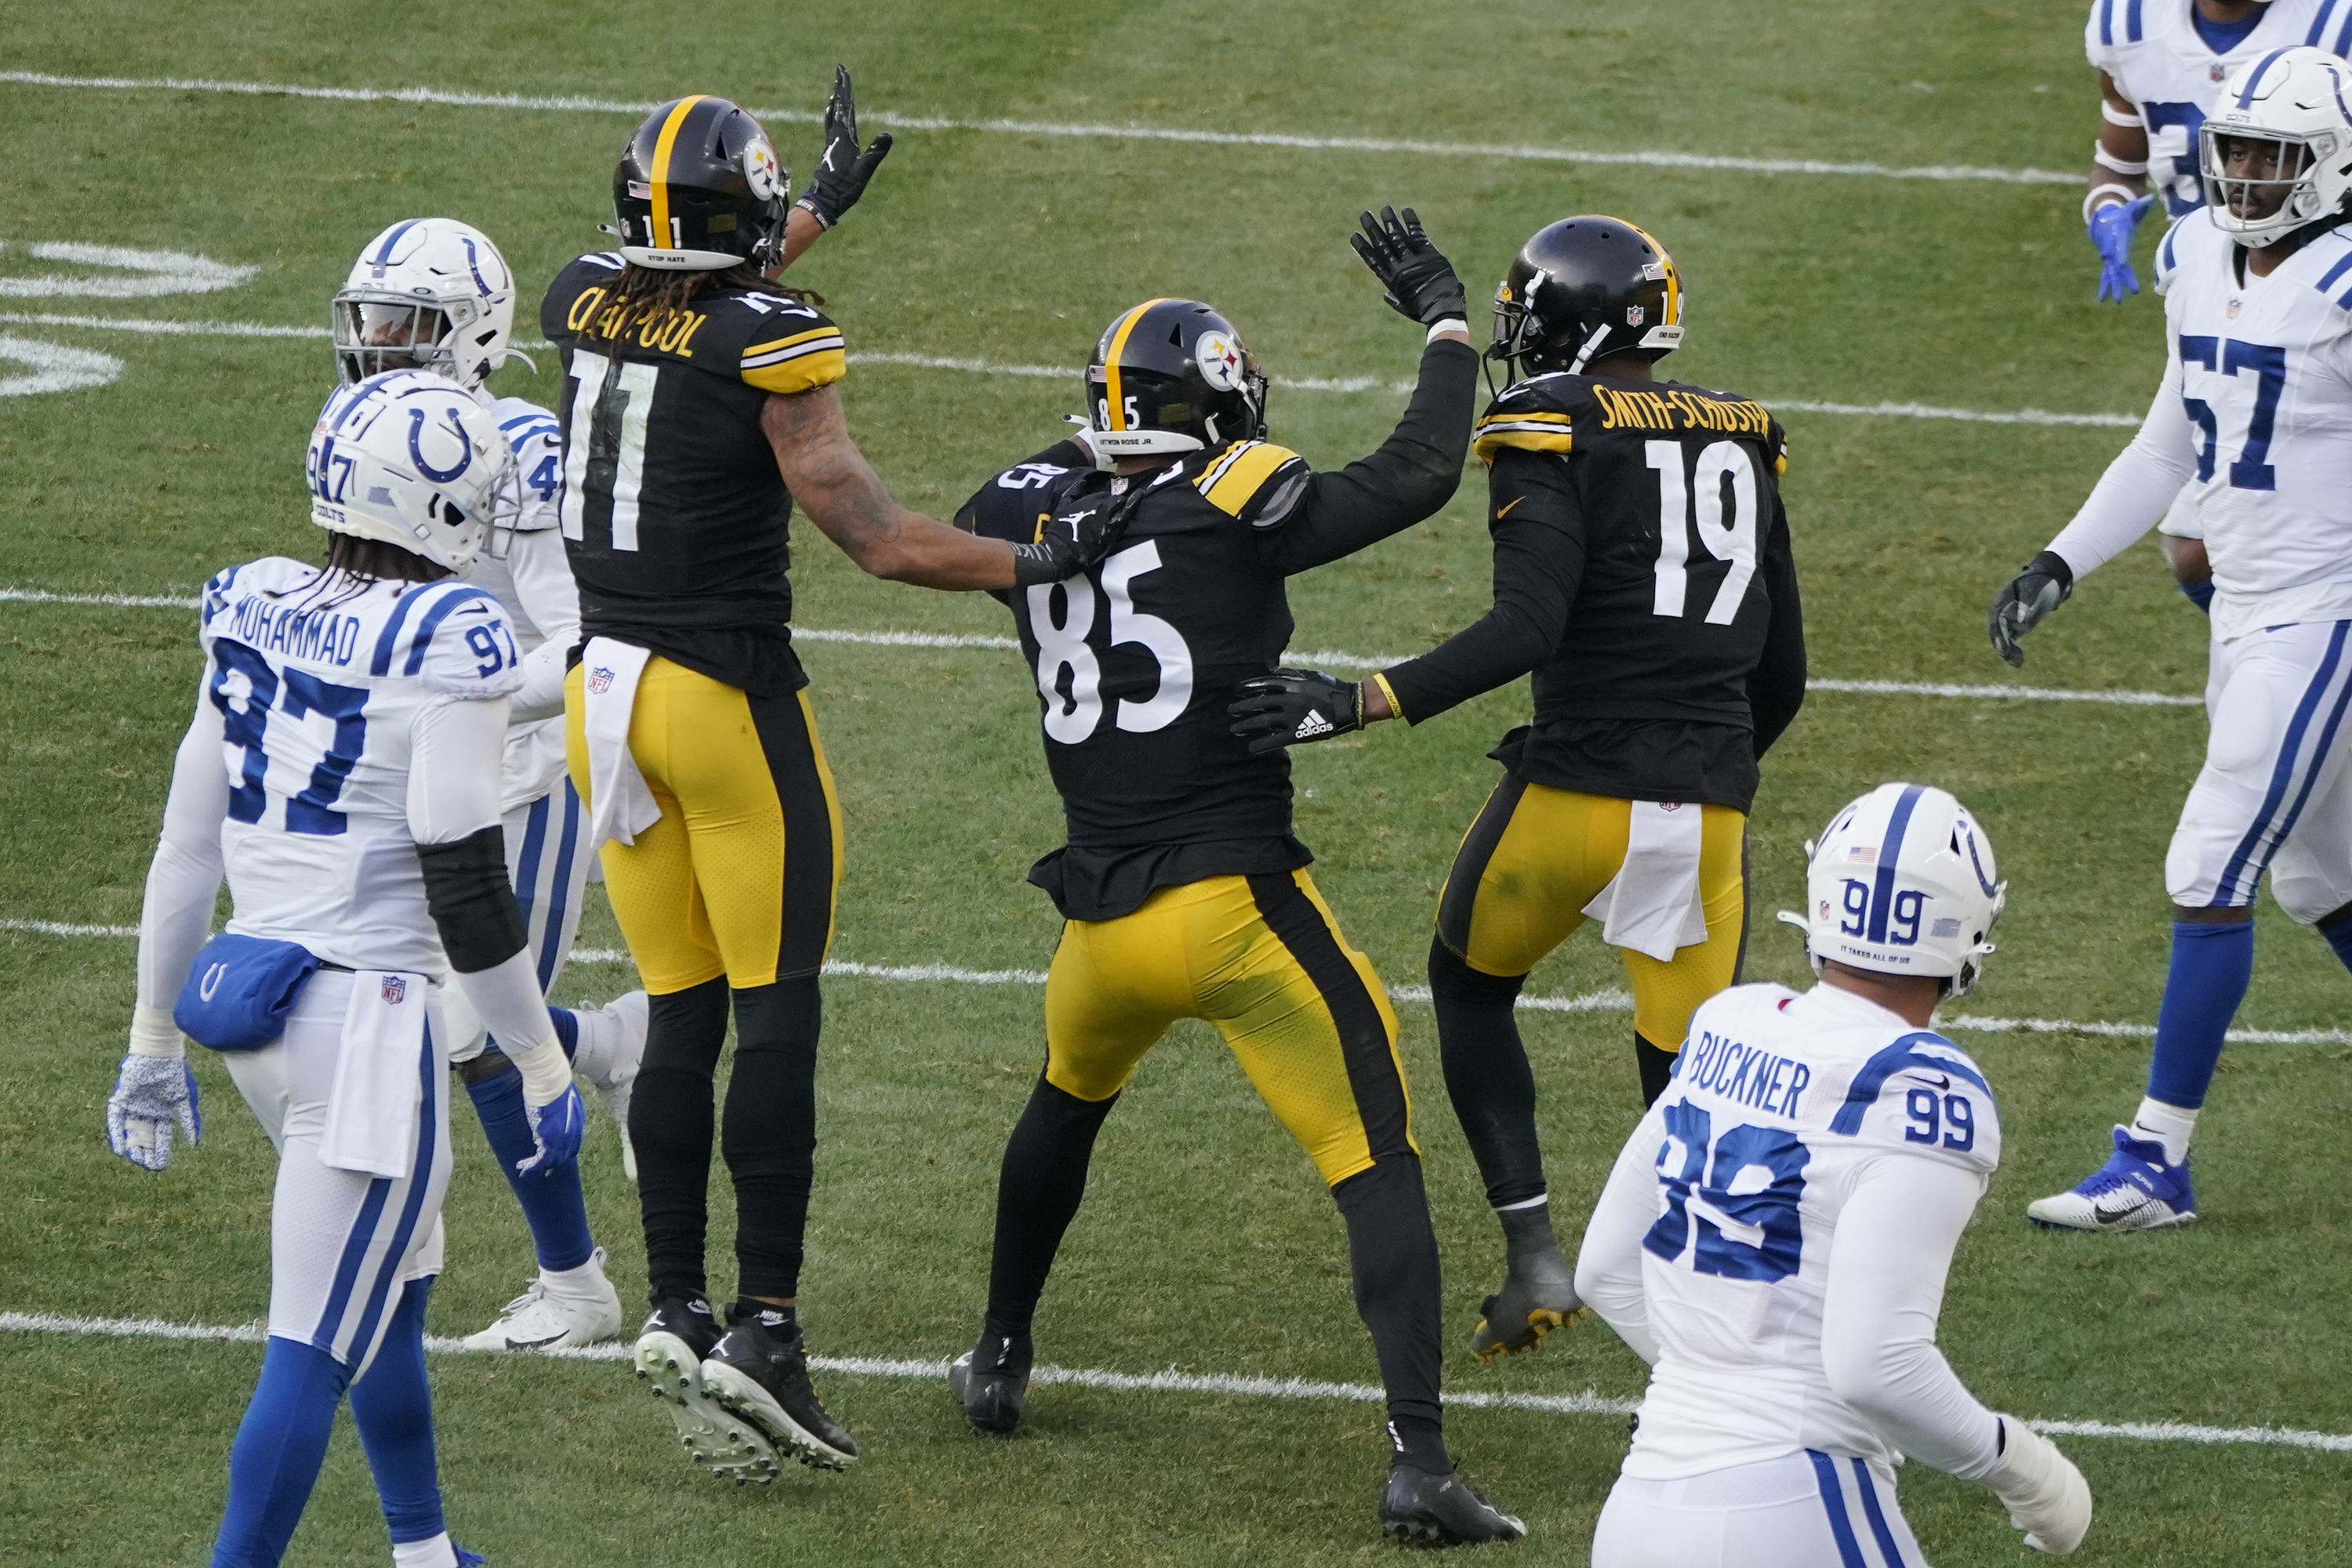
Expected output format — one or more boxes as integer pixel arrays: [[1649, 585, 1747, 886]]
[[1497, 496, 1524, 518]]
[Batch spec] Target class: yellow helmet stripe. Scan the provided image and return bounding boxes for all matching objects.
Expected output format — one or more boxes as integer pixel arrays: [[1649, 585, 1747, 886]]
[[1622, 220, 1680, 325], [648, 95, 709, 249], [1101, 298, 1173, 431]]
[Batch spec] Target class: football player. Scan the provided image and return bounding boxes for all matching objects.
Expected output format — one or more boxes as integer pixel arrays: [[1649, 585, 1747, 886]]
[[1234, 217, 1805, 1363], [330, 215, 646, 1353], [2082, 1, 2325, 303], [1575, 785, 2093, 1565], [543, 86, 1118, 1481], [949, 212, 1526, 1545], [1994, 45, 2352, 1231], [104, 371, 585, 1568]]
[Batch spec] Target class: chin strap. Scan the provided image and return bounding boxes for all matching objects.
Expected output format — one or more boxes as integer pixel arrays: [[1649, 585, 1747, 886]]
[[1566, 321, 1616, 375]]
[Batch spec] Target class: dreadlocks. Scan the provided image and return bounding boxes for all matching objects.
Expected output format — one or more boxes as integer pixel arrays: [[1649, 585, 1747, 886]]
[[582, 261, 826, 346]]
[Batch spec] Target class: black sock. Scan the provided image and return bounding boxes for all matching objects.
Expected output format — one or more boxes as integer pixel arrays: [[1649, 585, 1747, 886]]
[[729, 1298, 796, 1334], [1635, 1033, 1678, 1109], [983, 1073, 1118, 1340], [632, 978, 730, 1303], [724, 978, 822, 1302], [1428, 935, 1544, 1210], [1333, 1154, 1446, 1472]]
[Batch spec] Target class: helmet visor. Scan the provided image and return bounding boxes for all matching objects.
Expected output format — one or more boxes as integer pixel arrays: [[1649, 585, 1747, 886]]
[[332, 295, 453, 383]]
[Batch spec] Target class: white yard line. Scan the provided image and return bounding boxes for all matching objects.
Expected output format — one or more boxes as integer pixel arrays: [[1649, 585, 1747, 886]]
[[0, 589, 2208, 707], [0, 71, 2077, 186], [0, 310, 2141, 423], [13, 920, 2339, 1046], [1, 1308, 2343, 1448]]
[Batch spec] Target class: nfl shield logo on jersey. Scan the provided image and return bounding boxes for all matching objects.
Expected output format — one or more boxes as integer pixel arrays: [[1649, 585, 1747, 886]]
[[382, 975, 407, 1005], [588, 666, 615, 695]]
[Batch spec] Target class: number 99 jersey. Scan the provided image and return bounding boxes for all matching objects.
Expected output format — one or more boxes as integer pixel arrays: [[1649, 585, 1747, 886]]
[[198, 557, 525, 974], [1616, 980, 2001, 1479]]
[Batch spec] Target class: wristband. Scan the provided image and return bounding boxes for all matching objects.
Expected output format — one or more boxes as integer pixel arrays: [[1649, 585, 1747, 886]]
[[794, 194, 837, 230], [1425, 318, 1468, 343], [2083, 182, 2138, 224], [2092, 143, 2150, 176], [128, 1003, 185, 1058], [2101, 100, 2146, 128], [1369, 670, 1406, 723]]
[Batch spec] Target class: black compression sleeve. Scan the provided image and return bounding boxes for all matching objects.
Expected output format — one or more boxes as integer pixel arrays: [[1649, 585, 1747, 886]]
[[415, 826, 528, 974], [1257, 337, 1476, 574], [1376, 447, 1584, 724], [1748, 495, 1807, 758]]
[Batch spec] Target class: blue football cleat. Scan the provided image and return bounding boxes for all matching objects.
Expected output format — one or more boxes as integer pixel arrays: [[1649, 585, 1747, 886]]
[[456, 1548, 486, 1567], [2027, 1126, 2197, 1232]]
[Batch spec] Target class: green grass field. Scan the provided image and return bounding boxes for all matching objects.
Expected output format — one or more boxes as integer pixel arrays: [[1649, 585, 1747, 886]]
[[3, 2, 2350, 1562]]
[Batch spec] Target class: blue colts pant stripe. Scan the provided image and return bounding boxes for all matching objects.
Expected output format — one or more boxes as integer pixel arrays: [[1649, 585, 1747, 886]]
[[310, 1174, 393, 1355], [2216, 621, 2352, 903], [513, 791, 551, 958], [537, 780, 582, 993], [340, 1023, 441, 1370], [1849, 1457, 1911, 1567], [1808, 1450, 1869, 1568]]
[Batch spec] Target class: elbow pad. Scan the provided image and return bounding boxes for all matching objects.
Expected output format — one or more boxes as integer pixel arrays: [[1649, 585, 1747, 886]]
[[416, 826, 528, 975]]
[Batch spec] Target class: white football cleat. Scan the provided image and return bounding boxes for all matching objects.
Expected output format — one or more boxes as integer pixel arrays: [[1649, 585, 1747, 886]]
[[460, 1248, 625, 1351], [572, 990, 648, 1181], [2026, 1126, 2198, 1232]]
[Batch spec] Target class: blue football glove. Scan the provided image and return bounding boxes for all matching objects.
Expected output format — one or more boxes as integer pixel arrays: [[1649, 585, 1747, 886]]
[[517, 1083, 586, 1175], [2090, 194, 2155, 303], [107, 1053, 201, 1171]]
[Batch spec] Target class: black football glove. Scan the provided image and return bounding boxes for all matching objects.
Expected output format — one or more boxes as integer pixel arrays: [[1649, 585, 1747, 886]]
[[797, 65, 894, 228], [1987, 549, 2075, 668], [1008, 481, 1143, 586], [1349, 206, 1468, 328], [1229, 669, 1363, 753]]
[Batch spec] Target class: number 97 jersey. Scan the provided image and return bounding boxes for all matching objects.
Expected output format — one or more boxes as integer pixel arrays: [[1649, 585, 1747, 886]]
[[1619, 980, 2002, 1477]]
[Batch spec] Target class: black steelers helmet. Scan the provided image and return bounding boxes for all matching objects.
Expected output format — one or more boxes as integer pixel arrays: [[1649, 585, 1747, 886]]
[[1085, 298, 1269, 456], [612, 95, 789, 271], [1489, 216, 1686, 383]]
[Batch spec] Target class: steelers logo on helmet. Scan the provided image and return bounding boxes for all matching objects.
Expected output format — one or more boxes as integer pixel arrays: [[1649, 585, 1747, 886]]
[[1195, 330, 1246, 391], [743, 135, 784, 202]]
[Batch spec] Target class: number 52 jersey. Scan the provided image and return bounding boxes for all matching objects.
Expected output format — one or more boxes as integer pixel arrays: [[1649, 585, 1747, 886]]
[[1613, 980, 2002, 1477]]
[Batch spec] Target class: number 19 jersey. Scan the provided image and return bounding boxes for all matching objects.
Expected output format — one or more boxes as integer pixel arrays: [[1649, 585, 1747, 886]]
[[1621, 981, 2002, 1479], [198, 557, 525, 974]]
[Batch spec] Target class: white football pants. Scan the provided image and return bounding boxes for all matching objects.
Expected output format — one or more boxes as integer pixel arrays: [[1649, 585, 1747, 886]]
[[218, 971, 452, 1378], [444, 776, 589, 1065], [1592, 1451, 1929, 1568], [2169, 619, 2352, 920]]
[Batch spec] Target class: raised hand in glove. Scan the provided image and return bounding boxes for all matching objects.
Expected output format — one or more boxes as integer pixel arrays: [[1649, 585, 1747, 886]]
[[1010, 477, 1144, 585], [107, 1052, 201, 1171], [1987, 550, 2074, 668], [1229, 668, 1363, 753], [1350, 205, 1468, 328], [797, 64, 895, 228]]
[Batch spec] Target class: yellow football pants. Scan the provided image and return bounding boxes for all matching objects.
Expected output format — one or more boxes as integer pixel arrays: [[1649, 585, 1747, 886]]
[[564, 657, 844, 994], [1044, 870, 1417, 1187], [1437, 780, 1747, 1051]]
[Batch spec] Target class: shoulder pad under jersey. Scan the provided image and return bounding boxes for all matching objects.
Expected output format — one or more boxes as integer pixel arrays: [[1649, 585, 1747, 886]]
[[371, 581, 527, 699], [539, 252, 626, 343], [1473, 373, 1583, 463], [1825, 1028, 2002, 1174], [2303, 223, 2352, 314], [489, 396, 564, 530], [690, 289, 847, 395], [1192, 439, 1310, 528], [956, 454, 1093, 543]]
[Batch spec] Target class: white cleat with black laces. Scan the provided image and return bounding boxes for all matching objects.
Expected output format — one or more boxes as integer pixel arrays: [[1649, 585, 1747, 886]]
[[460, 1248, 625, 1351]]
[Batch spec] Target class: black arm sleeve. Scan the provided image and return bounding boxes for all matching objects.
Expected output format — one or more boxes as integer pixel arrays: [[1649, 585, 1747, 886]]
[[1256, 337, 1477, 575], [1748, 494, 1807, 758], [416, 826, 530, 975], [1375, 448, 1585, 724]]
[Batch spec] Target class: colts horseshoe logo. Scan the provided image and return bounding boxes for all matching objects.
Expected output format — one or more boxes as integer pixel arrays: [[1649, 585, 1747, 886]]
[[407, 406, 474, 483]]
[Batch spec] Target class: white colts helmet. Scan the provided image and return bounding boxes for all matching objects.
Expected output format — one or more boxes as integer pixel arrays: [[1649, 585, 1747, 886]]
[[2201, 45, 2352, 246], [305, 370, 514, 572], [1792, 782, 2005, 1000], [332, 218, 517, 390]]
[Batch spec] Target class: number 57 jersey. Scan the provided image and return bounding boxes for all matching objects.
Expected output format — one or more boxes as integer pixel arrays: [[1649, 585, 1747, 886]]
[[198, 557, 524, 974], [1619, 980, 2002, 1478]]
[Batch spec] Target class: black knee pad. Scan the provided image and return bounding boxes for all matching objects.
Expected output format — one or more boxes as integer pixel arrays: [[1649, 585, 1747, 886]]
[[1427, 932, 1526, 1007]]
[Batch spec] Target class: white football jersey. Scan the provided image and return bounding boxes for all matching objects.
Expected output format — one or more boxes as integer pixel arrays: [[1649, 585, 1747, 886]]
[[1619, 982, 2001, 1480], [464, 394, 576, 809], [2150, 212, 2352, 639], [2087, 0, 2330, 216], [199, 556, 524, 974]]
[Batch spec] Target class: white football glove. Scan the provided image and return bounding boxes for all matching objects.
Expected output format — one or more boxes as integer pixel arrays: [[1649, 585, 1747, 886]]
[[1983, 1415, 2092, 1554], [107, 1052, 201, 1172]]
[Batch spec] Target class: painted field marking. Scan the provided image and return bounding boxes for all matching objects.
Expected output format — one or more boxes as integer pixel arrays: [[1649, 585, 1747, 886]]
[[0, 71, 2078, 187], [0, 589, 2207, 708], [2, 1308, 2345, 1449], [10, 920, 2337, 1046], [0, 241, 257, 300], [0, 336, 120, 396], [0, 310, 2144, 424]]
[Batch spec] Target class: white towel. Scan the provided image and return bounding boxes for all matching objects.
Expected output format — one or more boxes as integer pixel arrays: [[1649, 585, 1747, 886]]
[[1581, 800, 1710, 963], [321, 970, 427, 1177], [579, 637, 662, 851]]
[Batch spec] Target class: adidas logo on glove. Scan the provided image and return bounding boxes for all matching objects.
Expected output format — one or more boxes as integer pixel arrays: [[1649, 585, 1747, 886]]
[[1294, 713, 1334, 739]]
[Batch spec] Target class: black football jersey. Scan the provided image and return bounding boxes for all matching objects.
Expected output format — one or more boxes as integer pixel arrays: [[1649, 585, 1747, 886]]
[[541, 252, 848, 695], [1378, 369, 1805, 810]]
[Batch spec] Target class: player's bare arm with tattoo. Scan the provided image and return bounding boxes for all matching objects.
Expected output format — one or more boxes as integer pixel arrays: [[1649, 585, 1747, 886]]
[[764, 385, 1105, 590]]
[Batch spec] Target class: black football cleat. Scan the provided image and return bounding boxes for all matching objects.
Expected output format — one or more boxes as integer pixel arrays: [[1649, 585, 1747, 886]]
[[633, 1295, 778, 1485], [1470, 1206, 1584, 1362], [948, 1330, 1033, 1435], [1380, 1465, 1528, 1546], [699, 1309, 859, 1471]]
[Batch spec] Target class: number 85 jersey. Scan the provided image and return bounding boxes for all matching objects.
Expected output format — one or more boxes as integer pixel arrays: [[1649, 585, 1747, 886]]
[[1610, 980, 2002, 1477], [197, 557, 524, 973]]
